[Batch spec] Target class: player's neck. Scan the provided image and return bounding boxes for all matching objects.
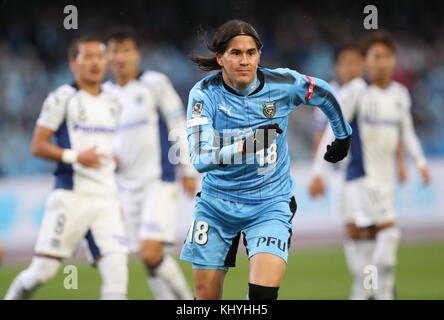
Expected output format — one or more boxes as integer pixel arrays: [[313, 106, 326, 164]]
[[341, 74, 362, 85], [75, 79, 101, 95], [222, 73, 259, 96], [115, 70, 140, 86], [373, 79, 391, 89]]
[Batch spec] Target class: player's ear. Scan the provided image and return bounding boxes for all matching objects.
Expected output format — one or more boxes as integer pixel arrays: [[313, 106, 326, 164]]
[[135, 50, 141, 65], [216, 53, 223, 68], [69, 59, 77, 73], [391, 53, 397, 66]]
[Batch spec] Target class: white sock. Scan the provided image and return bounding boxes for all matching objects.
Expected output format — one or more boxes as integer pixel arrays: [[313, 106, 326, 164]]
[[148, 276, 177, 300], [97, 253, 128, 300], [372, 227, 400, 300], [148, 255, 193, 300], [4, 256, 61, 300], [344, 240, 359, 275], [345, 239, 375, 300]]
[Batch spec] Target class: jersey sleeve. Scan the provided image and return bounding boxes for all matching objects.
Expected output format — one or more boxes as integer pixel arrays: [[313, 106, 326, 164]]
[[36, 92, 66, 131], [152, 74, 197, 177], [153, 73, 184, 119], [335, 82, 362, 122], [310, 81, 363, 177], [399, 90, 427, 169], [311, 125, 335, 177], [290, 71, 352, 139], [186, 85, 242, 173]]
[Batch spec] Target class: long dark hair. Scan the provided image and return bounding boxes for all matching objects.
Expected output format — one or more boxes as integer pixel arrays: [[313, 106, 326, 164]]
[[190, 19, 263, 72]]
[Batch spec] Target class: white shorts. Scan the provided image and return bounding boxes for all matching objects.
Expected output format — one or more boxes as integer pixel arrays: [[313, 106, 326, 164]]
[[333, 178, 356, 225], [120, 180, 180, 252], [345, 177, 396, 228], [35, 189, 128, 259]]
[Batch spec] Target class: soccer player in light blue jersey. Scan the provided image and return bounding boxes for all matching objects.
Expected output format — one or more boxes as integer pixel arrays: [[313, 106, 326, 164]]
[[179, 20, 352, 300]]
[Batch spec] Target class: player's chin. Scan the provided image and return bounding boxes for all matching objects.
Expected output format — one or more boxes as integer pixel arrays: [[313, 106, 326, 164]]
[[114, 64, 128, 74], [86, 73, 105, 84], [235, 74, 254, 86]]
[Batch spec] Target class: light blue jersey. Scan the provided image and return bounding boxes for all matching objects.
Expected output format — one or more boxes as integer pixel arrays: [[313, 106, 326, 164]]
[[186, 67, 352, 204]]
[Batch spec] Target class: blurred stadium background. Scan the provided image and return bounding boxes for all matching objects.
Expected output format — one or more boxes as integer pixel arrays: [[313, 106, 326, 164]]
[[0, 0, 443, 299]]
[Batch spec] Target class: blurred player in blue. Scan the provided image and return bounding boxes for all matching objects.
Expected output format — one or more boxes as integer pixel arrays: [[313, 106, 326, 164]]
[[179, 20, 353, 300]]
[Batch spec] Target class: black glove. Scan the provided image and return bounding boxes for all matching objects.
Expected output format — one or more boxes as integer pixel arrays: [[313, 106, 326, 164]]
[[323, 135, 351, 163], [243, 123, 283, 154]]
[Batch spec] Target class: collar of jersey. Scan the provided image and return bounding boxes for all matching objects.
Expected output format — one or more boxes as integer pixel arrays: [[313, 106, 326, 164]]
[[110, 71, 143, 87], [71, 81, 103, 95], [222, 69, 265, 96]]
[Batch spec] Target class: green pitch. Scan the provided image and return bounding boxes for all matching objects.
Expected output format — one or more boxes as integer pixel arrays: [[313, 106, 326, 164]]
[[1, 242, 443, 300]]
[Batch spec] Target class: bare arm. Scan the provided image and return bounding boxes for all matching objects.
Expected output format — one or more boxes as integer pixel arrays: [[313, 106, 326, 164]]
[[31, 125, 105, 168], [31, 125, 64, 161], [401, 109, 430, 185], [396, 142, 407, 184]]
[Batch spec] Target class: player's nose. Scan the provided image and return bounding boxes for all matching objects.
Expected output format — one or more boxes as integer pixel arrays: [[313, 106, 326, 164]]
[[239, 53, 249, 65]]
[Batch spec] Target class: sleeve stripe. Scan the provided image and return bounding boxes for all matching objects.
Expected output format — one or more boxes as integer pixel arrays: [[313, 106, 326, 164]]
[[187, 117, 209, 128], [314, 85, 349, 136], [305, 75, 315, 101]]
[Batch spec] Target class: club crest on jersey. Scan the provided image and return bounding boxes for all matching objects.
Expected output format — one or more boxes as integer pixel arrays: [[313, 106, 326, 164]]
[[192, 101, 203, 118], [78, 105, 87, 123], [263, 101, 276, 118]]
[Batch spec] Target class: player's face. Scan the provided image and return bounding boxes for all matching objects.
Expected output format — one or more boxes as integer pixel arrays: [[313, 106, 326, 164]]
[[217, 35, 260, 90], [336, 49, 364, 84], [70, 41, 107, 85], [365, 43, 396, 84], [106, 39, 140, 78]]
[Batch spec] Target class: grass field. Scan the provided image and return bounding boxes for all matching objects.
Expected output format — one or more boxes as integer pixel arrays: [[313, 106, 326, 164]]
[[1, 242, 443, 300]]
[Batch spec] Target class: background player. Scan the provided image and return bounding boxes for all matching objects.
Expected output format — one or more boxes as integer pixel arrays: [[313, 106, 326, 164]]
[[0, 240, 3, 266], [180, 20, 352, 300], [309, 43, 416, 299], [358, 32, 430, 299], [4, 36, 128, 300], [311, 32, 431, 300], [308, 44, 375, 299], [104, 30, 196, 300]]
